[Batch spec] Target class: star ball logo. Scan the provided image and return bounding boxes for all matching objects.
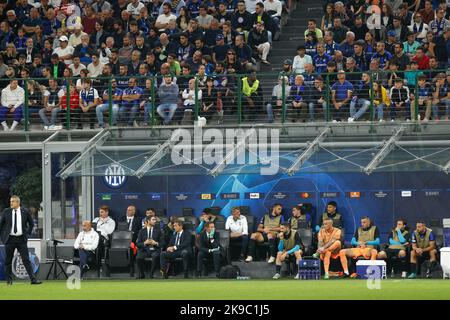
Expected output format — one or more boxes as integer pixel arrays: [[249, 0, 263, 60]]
[[103, 164, 127, 189]]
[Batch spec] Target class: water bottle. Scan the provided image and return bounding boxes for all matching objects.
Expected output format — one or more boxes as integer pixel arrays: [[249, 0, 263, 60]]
[[236, 276, 251, 280]]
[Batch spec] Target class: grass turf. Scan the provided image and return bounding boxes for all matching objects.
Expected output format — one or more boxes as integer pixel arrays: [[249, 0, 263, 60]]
[[0, 279, 450, 300]]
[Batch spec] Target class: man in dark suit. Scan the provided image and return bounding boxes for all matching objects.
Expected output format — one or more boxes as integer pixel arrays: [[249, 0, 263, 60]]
[[119, 205, 141, 277], [160, 219, 192, 279], [136, 216, 164, 279], [0, 195, 42, 285], [197, 222, 222, 278]]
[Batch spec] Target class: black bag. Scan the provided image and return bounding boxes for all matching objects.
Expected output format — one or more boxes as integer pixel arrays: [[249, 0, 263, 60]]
[[219, 265, 240, 279], [420, 260, 443, 279]]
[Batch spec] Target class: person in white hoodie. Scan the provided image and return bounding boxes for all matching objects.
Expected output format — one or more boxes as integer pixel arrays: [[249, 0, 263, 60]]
[[74, 221, 99, 273], [0, 80, 25, 131]]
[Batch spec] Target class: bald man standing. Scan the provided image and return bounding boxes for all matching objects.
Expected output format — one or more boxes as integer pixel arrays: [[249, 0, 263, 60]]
[[119, 205, 141, 277]]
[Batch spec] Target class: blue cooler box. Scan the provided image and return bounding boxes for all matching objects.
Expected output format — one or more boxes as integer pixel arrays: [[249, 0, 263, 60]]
[[298, 258, 321, 280], [356, 260, 387, 279]]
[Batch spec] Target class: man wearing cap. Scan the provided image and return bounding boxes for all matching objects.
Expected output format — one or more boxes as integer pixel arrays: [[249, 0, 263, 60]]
[[248, 21, 271, 65], [212, 33, 231, 64], [53, 35, 74, 65], [279, 59, 295, 85], [292, 45, 312, 74]]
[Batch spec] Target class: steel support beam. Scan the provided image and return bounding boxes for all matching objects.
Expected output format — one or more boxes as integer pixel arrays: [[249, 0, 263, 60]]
[[443, 159, 450, 174], [285, 127, 330, 176], [133, 135, 178, 179], [209, 129, 256, 177], [56, 129, 110, 179], [363, 126, 405, 175]]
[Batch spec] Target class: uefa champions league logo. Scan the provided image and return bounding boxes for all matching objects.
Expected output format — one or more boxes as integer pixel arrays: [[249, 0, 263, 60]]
[[103, 164, 127, 188], [12, 252, 39, 280]]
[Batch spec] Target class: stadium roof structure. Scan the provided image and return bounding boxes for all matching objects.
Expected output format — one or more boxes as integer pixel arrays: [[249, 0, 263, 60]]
[[21, 122, 447, 178]]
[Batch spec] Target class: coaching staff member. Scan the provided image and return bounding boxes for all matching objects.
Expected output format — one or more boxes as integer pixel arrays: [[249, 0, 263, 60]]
[[0, 195, 42, 285]]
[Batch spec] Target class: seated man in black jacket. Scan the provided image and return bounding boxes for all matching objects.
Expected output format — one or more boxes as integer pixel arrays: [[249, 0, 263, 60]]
[[160, 219, 192, 278], [197, 222, 221, 278], [136, 216, 164, 279]]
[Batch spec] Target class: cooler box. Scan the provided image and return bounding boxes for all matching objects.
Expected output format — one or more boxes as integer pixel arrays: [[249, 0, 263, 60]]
[[356, 260, 387, 279], [440, 247, 450, 279], [443, 219, 450, 247], [298, 258, 321, 280]]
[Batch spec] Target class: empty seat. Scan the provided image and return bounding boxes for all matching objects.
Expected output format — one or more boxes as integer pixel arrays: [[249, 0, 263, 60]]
[[244, 215, 255, 233], [108, 231, 133, 269], [155, 208, 166, 217], [297, 229, 314, 256], [117, 222, 129, 231], [239, 206, 250, 216], [210, 206, 222, 215], [182, 207, 194, 216], [183, 216, 198, 226]]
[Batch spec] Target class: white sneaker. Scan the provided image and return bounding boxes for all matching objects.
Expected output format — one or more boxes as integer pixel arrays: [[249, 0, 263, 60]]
[[48, 125, 55, 130], [133, 120, 139, 128], [43, 126, 49, 130], [294, 273, 300, 280], [332, 120, 337, 123], [379, 119, 384, 122], [401, 271, 407, 278], [347, 117, 354, 123], [245, 256, 253, 263], [272, 273, 281, 279], [267, 256, 276, 264]]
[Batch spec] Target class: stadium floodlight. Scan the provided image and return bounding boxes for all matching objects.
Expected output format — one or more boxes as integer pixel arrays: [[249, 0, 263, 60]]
[[443, 159, 450, 174], [134, 135, 178, 179], [209, 129, 256, 177], [285, 127, 330, 176], [57, 129, 111, 179], [363, 126, 405, 175]]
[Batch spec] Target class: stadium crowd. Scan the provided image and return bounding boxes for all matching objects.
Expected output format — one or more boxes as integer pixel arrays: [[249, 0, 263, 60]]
[[0, 0, 448, 130], [73, 203, 442, 279]]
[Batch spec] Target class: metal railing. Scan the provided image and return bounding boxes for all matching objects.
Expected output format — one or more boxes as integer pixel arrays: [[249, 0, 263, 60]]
[[1, 69, 448, 131]]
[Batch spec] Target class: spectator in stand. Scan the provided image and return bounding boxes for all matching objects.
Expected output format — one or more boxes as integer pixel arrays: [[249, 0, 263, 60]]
[[264, 0, 282, 29], [74, 34, 95, 66], [155, 3, 177, 32], [0, 80, 24, 131], [372, 41, 393, 70], [78, 79, 99, 129], [429, 27, 450, 68], [87, 53, 104, 78], [331, 70, 353, 122], [418, 0, 435, 25], [242, 72, 264, 120], [96, 78, 122, 128], [432, 72, 450, 121], [308, 76, 327, 121], [182, 78, 202, 112], [329, 17, 348, 44], [288, 75, 309, 122], [348, 72, 371, 122], [69, 22, 87, 48], [120, 77, 143, 127], [313, 42, 332, 74], [292, 45, 312, 74], [233, 35, 254, 71], [371, 81, 391, 122], [321, 3, 335, 32], [157, 75, 179, 124], [247, 21, 271, 65], [53, 35, 74, 65], [266, 76, 290, 123], [389, 77, 411, 121], [412, 46, 430, 70], [429, 8, 449, 36], [351, 15, 369, 42], [324, 31, 339, 57], [232, 1, 253, 33], [304, 19, 323, 41], [409, 12, 429, 43]]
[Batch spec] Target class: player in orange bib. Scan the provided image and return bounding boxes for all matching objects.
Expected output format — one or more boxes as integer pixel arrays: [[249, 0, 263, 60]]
[[313, 217, 342, 279]]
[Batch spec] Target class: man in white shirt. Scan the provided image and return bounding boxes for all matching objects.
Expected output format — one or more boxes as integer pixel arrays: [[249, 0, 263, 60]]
[[74, 221, 99, 273], [53, 35, 74, 65], [155, 2, 177, 31], [0, 80, 25, 131], [68, 22, 87, 48], [127, 0, 145, 19], [225, 207, 249, 261], [68, 55, 86, 77], [87, 53, 104, 78], [92, 205, 116, 241], [263, 0, 282, 26], [292, 45, 312, 74]]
